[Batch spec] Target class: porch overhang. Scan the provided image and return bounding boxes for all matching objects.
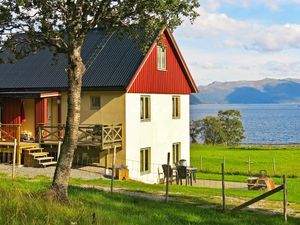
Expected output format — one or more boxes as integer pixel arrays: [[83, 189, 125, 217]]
[[0, 91, 61, 98]]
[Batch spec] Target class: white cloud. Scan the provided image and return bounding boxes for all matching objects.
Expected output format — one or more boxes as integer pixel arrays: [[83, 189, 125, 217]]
[[178, 8, 251, 38], [246, 24, 300, 52], [205, 0, 220, 12], [177, 8, 300, 52], [201, 0, 300, 12], [173, 1, 300, 85]]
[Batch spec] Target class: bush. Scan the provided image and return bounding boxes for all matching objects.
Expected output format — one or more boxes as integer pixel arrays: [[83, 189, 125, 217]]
[[190, 109, 245, 146]]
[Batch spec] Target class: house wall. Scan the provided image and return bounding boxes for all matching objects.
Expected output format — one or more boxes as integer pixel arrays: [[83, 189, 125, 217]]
[[60, 91, 126, 167], [125, 93, 190, 183], [127, 32, 192, 94], [22, 99, 35, 137]]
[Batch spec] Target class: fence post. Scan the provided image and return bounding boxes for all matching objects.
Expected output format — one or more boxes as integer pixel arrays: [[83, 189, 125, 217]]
[[248, 156, 251, 176], [223, 156, 226, 170], [165, 152, 170, 203], [283, 175, 287, 223], [200, 156, 203, 171], [222, 163, 225, 212], [12, 139, 17, 179], [110, 145, 116, 193], [17, 125, 21, 165], [273, 158, 276, 175]]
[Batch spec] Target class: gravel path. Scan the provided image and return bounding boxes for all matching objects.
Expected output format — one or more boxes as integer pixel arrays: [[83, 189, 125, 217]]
[[193, 179, 247, 189], [0, 164, 105, 180], [0, 164, 247, 189]]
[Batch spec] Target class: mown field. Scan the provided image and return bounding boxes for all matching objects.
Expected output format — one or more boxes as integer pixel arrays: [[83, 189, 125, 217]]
[[1, 144, 300, 224], [190, 144, 300, 205], [190, 144, 300, 177], [1, 174, 299, 225]]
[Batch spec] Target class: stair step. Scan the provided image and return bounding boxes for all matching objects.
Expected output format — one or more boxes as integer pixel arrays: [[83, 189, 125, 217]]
[[35, 157, 54, 161], [24, 148, 44, 153], [40, 161, 57, 167], [30, 152, 49, 158]]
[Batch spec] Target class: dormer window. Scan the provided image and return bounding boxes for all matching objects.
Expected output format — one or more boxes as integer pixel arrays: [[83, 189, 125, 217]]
[[157, 46, 166, 71]]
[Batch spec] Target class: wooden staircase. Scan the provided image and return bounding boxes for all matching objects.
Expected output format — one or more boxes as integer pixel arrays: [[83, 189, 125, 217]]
[[24, 147, 57, 167]]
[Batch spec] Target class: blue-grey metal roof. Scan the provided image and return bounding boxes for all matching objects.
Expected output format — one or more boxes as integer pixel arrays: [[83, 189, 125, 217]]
[[0, 29, 145, 91]]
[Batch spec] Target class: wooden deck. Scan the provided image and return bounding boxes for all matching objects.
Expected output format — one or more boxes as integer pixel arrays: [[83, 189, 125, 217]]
[[39, 124, 123, 150], [0, 123, 123, 165], [0, 141, 39, 164]]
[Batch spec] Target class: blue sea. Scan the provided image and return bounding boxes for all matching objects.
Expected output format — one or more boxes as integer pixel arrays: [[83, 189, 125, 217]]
[[190, 104, 300, 145]]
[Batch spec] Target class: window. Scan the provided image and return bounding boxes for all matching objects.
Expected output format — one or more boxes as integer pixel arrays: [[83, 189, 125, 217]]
[[172, 96, 181, 119], [140, 95, 151, 121], [157, 46, 166, 70], [172, 143, 181, 165], [90, 96, 101, 110], [140, 147, 151, 174]]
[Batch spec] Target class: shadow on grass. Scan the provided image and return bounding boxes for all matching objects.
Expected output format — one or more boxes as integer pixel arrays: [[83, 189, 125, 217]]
[[68, 185, 300, 225]]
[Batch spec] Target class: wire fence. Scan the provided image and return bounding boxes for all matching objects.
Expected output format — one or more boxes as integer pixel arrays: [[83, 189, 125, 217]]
[[194, 155, 293, 177]]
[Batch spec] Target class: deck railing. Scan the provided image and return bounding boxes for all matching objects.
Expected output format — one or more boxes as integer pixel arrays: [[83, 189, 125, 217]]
[[39, 124, 123, 149], [0, 123, 21, 142]]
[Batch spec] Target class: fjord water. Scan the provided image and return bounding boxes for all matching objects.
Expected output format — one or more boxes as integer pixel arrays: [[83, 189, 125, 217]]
[[190, 104, 300, 145]]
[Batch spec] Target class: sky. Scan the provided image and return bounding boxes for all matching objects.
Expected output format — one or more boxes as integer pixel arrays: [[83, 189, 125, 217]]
[[173, 0, 300, 85]]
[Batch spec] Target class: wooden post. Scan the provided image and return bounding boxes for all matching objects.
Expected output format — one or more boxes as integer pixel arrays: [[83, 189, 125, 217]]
[[248, 156, 251, 176], [38, 124, 42, 147], [110, 145, 116, 193], [57, 141, 62, 161], [17, 125, 21, 165], [165, 152, 170, 203], [12, 139, 17, 179], [200, 156, 203, 171], [105, 152, 108, 175], [223, 156, 226, 170], [273, 158, 276, 175], [222, 163, 225, 212], [283, 175, 287, 223]]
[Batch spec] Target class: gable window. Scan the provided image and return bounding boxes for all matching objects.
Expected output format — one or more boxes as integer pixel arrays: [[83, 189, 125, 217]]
[[90, 96, 101, 110], [140, 95, 151, 121], [140, 147, 151, 174], [172, 96, 181, 119], [157, 46, 167, 71], [172, 143, 181, 165]]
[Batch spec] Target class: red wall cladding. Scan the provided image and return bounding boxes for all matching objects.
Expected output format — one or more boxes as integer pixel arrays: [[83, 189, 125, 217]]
[[35, 98, 48, 139], [127, 32, 192, 94], [1, 99, 21, 141], [2, 99, 21, 125]]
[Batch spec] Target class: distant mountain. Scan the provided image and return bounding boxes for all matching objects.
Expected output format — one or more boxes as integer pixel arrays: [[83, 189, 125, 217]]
[[192, 78, 300, 104], [190, 94, 202, 105]]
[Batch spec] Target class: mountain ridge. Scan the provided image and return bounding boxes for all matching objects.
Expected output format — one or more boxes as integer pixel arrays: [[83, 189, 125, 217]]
[[191, 78, 300, 104]]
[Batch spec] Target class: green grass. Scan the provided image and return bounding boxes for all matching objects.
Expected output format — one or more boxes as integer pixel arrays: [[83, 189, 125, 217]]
[[189, 144, 300, 204], [191, 144, 300, 177], [2, 144, 300, 224], [1, 176, 299, 225]]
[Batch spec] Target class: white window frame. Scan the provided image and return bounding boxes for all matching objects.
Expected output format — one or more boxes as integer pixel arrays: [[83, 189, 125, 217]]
[[172, 143, 181, 165], [140, 95, 151, 121], [140, 147, 151, 174], [157, 45, 167, 71], [172, 96, 181, 119]]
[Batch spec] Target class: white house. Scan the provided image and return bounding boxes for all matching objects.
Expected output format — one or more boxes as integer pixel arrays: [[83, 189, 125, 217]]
[[0, 27, 198, 183]]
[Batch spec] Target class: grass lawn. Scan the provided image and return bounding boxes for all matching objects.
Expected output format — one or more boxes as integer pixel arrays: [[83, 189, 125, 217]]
[[1, 144, 300, 224], [190, 144, 300, 177], [1, 174, 299, 225], [190, 144, 300, 204]]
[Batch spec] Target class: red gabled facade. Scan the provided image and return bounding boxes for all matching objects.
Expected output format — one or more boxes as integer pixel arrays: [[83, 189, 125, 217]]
[[127, 28, 198, 94]]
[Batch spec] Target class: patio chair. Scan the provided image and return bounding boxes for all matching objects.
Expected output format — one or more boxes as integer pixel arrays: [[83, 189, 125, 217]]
[[176, 165, 191, 186], [157, 167, 164, 184], [162, 164, 176, 184]]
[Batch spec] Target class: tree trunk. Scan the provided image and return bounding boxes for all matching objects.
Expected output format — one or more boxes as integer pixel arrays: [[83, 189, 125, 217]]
[[51, 46, 85, 202]]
